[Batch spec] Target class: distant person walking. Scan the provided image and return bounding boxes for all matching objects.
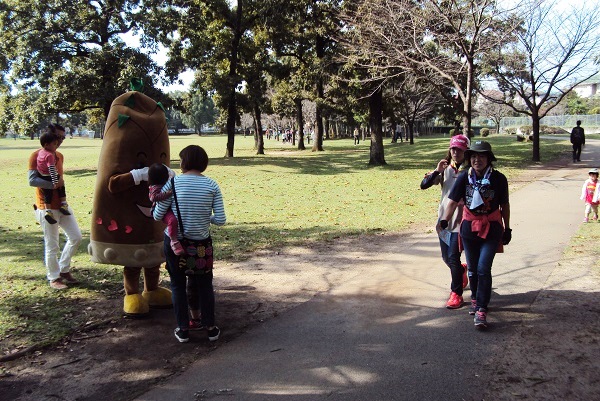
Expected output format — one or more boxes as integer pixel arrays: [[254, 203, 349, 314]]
[[580, 168, 599, 222], [353, 128, 360, 145], [439, 141, 511, 329], [420, 135, 470, 309], [570, 120, 585, 162]]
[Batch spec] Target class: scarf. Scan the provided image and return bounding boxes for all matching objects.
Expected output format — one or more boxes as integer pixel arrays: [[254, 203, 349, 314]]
[[468, 166, 492, 210]]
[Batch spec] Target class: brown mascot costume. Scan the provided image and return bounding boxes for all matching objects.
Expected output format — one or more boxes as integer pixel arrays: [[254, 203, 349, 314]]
[[89, 81, 172, 316]]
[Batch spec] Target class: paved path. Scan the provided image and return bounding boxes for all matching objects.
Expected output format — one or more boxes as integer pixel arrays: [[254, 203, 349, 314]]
[[136, 141, 599, 401]]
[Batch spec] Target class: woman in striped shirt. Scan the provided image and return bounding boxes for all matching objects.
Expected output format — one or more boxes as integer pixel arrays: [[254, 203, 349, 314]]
[[153, 145, 226, 343]]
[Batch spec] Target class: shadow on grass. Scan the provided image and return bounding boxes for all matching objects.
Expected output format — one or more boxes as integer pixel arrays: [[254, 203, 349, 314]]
[[213, 221, 372, 262], [0, 225, 48, 264], [0, 225, 93, 265], [199, 136, 571, 176], [205, 139, 446, 175]]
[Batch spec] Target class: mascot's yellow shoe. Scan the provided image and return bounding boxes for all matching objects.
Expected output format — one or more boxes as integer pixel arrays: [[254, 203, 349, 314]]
[[123, 293, 150, 316], [142, 287, 173, 308]]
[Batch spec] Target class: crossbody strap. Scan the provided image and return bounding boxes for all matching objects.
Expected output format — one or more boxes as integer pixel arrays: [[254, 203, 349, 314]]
[[170, 177, 185, 236]]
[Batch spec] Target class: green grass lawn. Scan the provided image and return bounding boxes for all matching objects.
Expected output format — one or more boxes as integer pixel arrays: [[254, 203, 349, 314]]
[[0, 133, 571, 353]]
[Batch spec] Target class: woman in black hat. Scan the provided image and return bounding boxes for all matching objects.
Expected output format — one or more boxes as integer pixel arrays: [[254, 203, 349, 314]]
[[438, 141, 512, 328]]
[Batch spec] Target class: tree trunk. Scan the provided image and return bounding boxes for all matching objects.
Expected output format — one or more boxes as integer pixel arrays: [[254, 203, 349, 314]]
[[312, 35, 325, 152], [296, 98, 305, 150], [225, 1, 243, 158], [253, 104, 265, 155], [532, 111, 540, 161], [368, 88, 386, 166], [462, 57, 475, 138]]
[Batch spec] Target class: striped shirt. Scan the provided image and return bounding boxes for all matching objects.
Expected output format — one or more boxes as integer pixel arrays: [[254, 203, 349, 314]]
[[152, 174, 226, 241]]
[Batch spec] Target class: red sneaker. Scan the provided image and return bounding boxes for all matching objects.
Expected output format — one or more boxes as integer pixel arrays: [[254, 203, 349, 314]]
[[446, 292, 464, 309], [462, 263, 469, 289]]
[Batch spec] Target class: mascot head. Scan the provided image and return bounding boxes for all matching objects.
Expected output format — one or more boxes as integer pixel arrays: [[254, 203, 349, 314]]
[[89, 84, 170, 267]]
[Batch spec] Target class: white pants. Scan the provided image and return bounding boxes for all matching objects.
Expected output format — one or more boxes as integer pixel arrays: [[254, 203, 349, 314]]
[[585, 203, 599, 219], [35, 207, 82, 281]]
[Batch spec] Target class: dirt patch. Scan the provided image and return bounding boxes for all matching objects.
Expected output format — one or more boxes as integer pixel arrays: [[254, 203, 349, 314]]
[[483, 252, 600, 400], [0, 234, 380, 401], [2, 154, 599, 400]]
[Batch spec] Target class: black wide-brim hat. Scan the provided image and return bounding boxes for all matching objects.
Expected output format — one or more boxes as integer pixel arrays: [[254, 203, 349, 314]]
[[465, 140, 497, 161]]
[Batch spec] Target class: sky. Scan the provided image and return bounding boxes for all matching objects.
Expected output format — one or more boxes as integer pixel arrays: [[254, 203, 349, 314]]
[[120, 33, 193, 93]]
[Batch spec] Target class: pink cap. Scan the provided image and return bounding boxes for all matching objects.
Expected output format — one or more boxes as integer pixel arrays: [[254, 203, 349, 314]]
[[449, 135, 469, 151]]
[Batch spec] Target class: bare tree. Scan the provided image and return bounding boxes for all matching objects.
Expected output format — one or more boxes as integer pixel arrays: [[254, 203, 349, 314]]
[[340, 0, 519, 138], [483, 1, 600, 161], [389, 75, 442, 144], [476, 90, 515, 134]]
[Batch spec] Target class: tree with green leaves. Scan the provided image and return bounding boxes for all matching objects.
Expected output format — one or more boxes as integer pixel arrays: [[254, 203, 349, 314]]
[[0, 0, 163, 125], [265, 0, 343, 152], [150, 0, 284, 157], [182, 92, 218, 135], [563, 91, 589, 116]]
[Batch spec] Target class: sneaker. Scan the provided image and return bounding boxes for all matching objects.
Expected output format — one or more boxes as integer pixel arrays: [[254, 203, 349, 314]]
[[60, 272, 79, 284], [584, 217, 589, 223], [207, 326, 220, 342], [468, 299, 477, 315], [189, 319, 206, 331], [445, 292, 464, 309], [174, 327, 189, 343], [44, 210, 57, 224], [59, 204, 71, 215], [49, 278, 68, 290], [474, 309, 488, 328], [462, 263, 469, 289]]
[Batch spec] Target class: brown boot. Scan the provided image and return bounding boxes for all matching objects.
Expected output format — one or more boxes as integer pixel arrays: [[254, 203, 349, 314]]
[[60, 272, 79, 284], [50, 278, 68, 290]]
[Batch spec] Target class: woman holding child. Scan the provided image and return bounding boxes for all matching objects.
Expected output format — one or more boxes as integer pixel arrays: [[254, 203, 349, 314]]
[[153, 145, 226, 343]]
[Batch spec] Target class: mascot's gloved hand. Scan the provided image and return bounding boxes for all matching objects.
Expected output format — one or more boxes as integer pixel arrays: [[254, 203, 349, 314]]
[[130, 167, 149, 185]]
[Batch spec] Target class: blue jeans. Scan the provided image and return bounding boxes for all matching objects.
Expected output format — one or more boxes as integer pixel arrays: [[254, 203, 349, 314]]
[[461, 232, 501, 310], [164, 235, 215, 329], [439, 232, 463, 295]]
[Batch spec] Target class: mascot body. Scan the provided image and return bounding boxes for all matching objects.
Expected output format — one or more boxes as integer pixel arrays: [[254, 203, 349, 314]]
[[89, 89, 172, 316]]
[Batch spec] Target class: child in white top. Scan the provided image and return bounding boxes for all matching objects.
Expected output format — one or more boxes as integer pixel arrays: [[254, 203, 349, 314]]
[[581, 168, 599, 222]]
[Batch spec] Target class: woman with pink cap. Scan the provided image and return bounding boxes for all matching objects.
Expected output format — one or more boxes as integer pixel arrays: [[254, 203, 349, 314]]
[[420, 135, 470, 309], [439, 140, 512, 329]]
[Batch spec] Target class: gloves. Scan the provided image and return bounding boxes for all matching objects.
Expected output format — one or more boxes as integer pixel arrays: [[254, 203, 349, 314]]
[[502, 228, 512, 245], [130, 167, 149, 185], [439, 220, 448, 230]]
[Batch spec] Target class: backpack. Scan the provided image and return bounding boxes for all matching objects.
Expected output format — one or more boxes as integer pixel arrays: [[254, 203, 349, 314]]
[[572, 127, 583, 143]]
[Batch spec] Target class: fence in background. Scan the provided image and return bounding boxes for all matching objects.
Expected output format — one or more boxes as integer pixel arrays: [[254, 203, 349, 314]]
[[500, 114, 600, 133]]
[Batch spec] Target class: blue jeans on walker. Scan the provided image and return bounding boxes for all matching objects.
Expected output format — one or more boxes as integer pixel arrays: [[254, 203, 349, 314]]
[[439, 232, 463, 295], [461, 230, 501, 310], [164, 234, 215, 329]]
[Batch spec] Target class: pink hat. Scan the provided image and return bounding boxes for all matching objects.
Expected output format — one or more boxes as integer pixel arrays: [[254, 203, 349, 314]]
[[449, 135, 469, 151]]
